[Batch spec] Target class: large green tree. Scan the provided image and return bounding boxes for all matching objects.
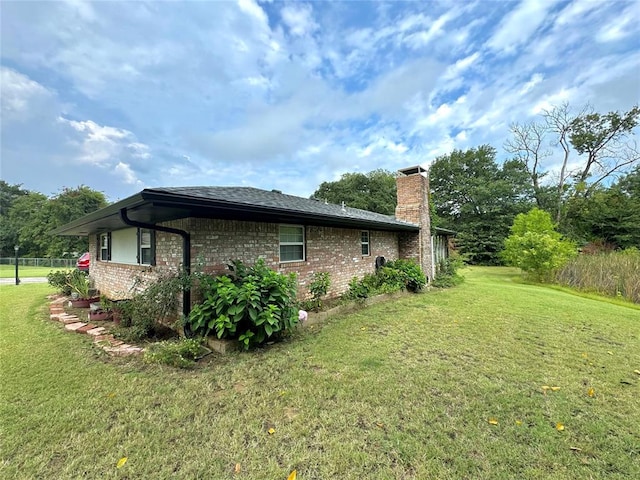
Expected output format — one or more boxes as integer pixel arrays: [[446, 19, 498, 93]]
[[1, 185, 107, 258], [0, 181, 30, 256], [563, 166, 640, 249], [505, 103, 639, 224], [311, 169, 397, 215], [430, 145, 534, 264]]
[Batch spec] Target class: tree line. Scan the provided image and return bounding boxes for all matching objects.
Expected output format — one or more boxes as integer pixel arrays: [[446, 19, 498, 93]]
[[0, 183, 107, 258], [314, 104, 639, 264]]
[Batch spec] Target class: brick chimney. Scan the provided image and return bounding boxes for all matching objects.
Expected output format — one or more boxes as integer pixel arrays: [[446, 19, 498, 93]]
[[395, 166, 433, 281]]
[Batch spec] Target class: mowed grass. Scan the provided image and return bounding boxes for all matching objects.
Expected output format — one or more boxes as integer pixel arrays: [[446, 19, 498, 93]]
[[0, 265, 67, 278], [1, 267, 639, 479]]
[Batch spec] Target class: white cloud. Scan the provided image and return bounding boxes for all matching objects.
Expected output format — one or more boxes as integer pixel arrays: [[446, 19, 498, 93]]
[[0, 67, 55, 122], [596, 10, 638, 43], [1, 0, 637, 201], [487, 0, 558, 55], [404, 11, 454, 49], [281, 3, 318, 37], [237, 0, 268, 24], [519, 73, 544, 95], [115, 162, 143, 185]]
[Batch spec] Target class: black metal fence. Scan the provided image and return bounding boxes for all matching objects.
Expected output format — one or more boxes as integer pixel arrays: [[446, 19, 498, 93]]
[[0, 257, 77, 267]]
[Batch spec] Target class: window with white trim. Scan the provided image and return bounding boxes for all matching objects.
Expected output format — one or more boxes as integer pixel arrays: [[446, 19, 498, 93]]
[[361, 230, 370, 256], [139, 228, 154, 265], [100, 233, 111, 261], [279, 225, 305, 262]]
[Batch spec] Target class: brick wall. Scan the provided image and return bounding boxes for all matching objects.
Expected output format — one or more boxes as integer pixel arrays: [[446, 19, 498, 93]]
[[89, 220, 400, 300], [395, 171, 434, 280]]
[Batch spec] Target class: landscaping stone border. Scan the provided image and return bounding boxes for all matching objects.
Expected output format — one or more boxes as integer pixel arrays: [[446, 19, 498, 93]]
[[47, 295, 144, 357]]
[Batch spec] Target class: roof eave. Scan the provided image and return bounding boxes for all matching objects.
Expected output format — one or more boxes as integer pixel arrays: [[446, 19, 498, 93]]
[[52, 189, 419, 236]]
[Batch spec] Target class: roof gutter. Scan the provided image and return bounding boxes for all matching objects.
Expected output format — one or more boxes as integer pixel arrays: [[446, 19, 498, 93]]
[[119, 208, 192, 329]]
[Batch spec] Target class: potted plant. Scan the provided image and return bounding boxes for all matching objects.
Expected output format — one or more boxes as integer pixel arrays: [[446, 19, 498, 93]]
[[66, 271, 98, 308], [87, 295, 113, 321]]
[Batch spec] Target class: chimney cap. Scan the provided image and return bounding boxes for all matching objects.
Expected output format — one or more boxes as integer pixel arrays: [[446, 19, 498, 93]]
[[398, 165, 426, 176]]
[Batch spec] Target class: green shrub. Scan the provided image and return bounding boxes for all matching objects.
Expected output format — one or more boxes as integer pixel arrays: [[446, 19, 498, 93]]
[[383, 259, 427, 292], [502, 208, 577, 281], [187, 259, 298, 350], [432, 252, 465, 288], [47, 269, 88, 296], [343, 259, 426, 299], [307, 272, 331, 311], [115, 273, 188, 341], [144, 338, 203, 369], [47, 270, 74, 295]]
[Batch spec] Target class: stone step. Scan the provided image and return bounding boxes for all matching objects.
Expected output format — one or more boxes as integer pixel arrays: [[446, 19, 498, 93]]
[[60, 315, 81, 324], [86, 327, 106, 336], [76, 324, 97, 334], [64, 322, 87, 331], [103, 344, 144, 356]]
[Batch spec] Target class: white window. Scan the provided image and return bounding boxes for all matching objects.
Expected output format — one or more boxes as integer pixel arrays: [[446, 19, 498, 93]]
[[106, 228, 155, 265], [361, 231, 370, 256], [139, 228, 153, 265], [279, 225, 305, 262], [100, 233, 111, 261]]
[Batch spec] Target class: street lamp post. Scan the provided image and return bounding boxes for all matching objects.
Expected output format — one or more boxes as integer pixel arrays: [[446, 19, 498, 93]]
[[14, 245, 20, 285]]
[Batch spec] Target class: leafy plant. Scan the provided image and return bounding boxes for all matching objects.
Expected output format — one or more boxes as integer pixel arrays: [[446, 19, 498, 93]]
[[115, 273, 188, 341], [144, 338, 203, 369], [47, 269, 74, 295], [307, 272, 331, 311], [383, 259, 426, 292], [432, 252, 465, 288], [187, 259, 298, 350], [343, 259, 427, 299], [46, 269, 91, 297], [502, 208, 577, 281]]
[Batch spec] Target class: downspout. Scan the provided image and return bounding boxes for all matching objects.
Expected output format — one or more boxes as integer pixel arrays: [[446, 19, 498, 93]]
[[119, 208, 192, 326]]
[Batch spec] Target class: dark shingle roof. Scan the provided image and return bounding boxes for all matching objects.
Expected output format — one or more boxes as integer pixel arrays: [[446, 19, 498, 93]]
[[53, 185, 420, 235], [147, 186, 415, 228]]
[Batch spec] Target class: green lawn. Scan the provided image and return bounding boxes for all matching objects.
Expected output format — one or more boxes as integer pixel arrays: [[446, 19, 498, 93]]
[[1, 267, 639, 479], [0, 264, 68, 278]]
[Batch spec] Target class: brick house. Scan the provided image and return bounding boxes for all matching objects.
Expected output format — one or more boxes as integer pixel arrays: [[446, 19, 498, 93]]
[[53, 166, 452, 316]]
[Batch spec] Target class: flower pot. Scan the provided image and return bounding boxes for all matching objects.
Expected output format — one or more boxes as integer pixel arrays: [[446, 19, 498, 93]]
[[88, 310, 112, 322], [70, 298, 91, 308], [70, 296, 100, 309]]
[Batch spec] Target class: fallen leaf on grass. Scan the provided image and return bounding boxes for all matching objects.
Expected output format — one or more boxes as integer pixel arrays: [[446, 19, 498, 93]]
[[360, 327, 367, 331], [376, 422, 384, 428], [488, 418, 498, 425], [268, 428, 276, 435], [116, 457, 128, 468], [607, 351, 613, 355], [234, 463, 241, 474], [556, 422, 565, 431], [587, 387, 595, 397], [288, 470, 297, 480], [515, 420, 523, 426]]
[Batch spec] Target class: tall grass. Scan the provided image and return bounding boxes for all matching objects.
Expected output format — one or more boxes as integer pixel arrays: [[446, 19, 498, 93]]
[[555, 248, 640, 303]]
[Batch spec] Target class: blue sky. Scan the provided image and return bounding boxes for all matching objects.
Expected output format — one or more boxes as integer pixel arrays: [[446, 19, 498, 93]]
[[1, 0, 639, 202]]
